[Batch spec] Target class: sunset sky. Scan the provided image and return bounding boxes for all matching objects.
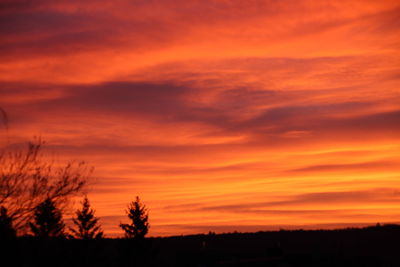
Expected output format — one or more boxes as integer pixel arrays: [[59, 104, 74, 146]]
[[1, 0, 400, 237]]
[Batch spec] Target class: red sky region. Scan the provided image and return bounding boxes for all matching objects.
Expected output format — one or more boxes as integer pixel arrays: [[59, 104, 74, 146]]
[[1, 0, 400, 237]]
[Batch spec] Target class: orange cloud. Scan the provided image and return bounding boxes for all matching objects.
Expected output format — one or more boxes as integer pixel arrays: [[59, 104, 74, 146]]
[[1, 0, 400, 236]]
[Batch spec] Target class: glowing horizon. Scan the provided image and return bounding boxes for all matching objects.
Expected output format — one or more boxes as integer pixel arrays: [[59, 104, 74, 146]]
[[1, 0, 400, 237]]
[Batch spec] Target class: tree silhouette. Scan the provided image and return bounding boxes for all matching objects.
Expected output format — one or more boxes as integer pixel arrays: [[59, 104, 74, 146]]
[[0, 137, 92, 233], [0, 206, 16, 239], [120, 196, 149, 239], [29, 198, 65, 238], [70, 196, 103, 239]]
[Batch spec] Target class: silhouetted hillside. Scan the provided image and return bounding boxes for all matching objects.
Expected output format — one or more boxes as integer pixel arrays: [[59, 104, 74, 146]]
[[2, 224, 399, 267]]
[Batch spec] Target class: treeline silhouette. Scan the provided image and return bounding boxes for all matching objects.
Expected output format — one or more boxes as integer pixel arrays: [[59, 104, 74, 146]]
[[1, 224, 400, 267], [1, 192, 149, 240]]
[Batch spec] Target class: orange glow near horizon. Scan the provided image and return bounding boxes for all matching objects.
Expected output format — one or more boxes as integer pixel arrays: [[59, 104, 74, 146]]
[[1, 0, 400, 237]]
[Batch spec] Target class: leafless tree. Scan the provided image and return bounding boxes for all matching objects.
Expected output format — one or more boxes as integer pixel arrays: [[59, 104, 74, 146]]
[[0, 138, 92, 233]]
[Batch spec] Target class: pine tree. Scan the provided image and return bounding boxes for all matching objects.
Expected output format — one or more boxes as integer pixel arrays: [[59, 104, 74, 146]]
[[70, 196, 103, 239], [29, 198, 65, 238], [120, 196, 149, 239], [0, 206, 16, 239]]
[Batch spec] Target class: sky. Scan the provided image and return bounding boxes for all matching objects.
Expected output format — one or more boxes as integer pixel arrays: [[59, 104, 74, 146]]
[[1, 0, 400, 237]]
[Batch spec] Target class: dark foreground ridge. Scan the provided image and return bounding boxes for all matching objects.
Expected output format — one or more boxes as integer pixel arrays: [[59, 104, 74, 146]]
[[2, 224, 399, 267]]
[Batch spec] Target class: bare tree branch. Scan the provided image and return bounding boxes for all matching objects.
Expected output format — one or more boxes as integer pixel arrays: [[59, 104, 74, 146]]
[[0, 138, 92, 233]]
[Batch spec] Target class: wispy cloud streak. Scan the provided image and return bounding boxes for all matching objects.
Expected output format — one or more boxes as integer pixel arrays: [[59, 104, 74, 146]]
[[1, 0, 399, 236]]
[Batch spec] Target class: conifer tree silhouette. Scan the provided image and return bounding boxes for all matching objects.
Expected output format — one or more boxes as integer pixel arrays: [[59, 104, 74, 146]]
[[29, 198, 65, 238], [70, 196, 103, 239], [120, 196, 149, 239], [0, 206, 16, 239]]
